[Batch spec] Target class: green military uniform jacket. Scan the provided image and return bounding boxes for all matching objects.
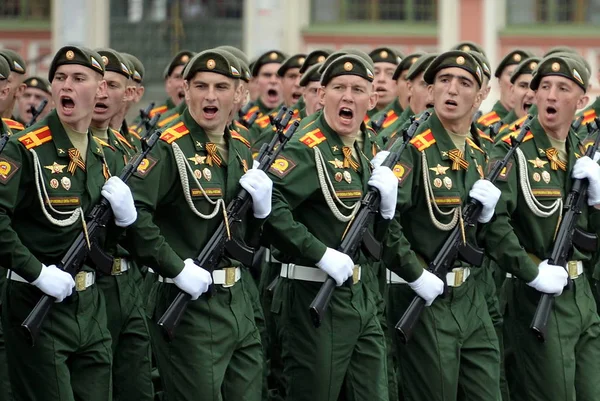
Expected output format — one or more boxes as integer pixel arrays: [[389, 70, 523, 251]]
[[383, 111, 490, 282], [377, 105, 413, 149], [1, 118, 25, 136], [131, 97, 176, 131], [119, 119, 142, 153], [0, 110, 120, 282], [127, 108, 259, 278], [157, 101, 187, 129], [476, 100, 509, 131], [370, 98, 403, 132], [578, 97, 600, 126], [263, 111, 384, 266], [495, 106, 538, 142], [484, 116, 600, 282]]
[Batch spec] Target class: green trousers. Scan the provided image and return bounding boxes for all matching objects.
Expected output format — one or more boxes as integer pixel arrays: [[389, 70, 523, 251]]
[[504, 276, 600, 401], [97, 267, 153, 401], [389, 275, 501, 401], [2, 279, 112, 401], [148, 276, 263, 401], [273, 274, 388, 401]]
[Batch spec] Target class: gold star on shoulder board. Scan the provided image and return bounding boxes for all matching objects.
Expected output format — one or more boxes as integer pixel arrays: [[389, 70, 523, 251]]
[[528, 157, 548, 169], [429, 163, 450, 175], [188, 154, 207, 165], [44, 162, 67, 174], [328, 158, 344, 169]]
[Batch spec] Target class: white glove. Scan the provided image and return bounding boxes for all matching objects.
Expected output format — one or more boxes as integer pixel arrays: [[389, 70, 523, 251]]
[[32, 264, 75, 302], [172, 258, 213, 300], [240, 168, 273, 218], [371, 150, 390, 169], [469, 179, 501, 223], [527, 259, 568, 296], [572, 156, 600, 206], [316, 248, 354, 286], [368, 166, 398, 220], [101, 177, 137, 227], [408, 270, 444, 306]]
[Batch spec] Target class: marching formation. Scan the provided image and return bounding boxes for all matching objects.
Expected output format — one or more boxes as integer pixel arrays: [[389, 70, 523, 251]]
[[0, 41, 598, 401]]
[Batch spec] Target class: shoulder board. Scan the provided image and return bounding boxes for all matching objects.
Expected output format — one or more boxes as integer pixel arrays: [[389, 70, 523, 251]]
[[382, 110, 398, 129], [111, 129, 134, 149], [477, 111, 501, 126], [409, 129, 436, 152], [285, 117, 301, 130], [149, 105, 168, 117], [582, 109, 597, 125], [18, 126, 52, 149], [466, 137, 484, 153], [233, 120, 249, 133], [2, 118, 24, 131], [243, 105, 259, 121], [93, 136, 116, 151], [158, 112, 180, 128], [501, 130, 534, 145], [299, 128, 326, 148], [255, 114, 271, 129], [477, 129, 493, 143], [508, 115, 527, 131], [160, 121, 190, 144], [128, 128, 141, 140], [291, 108, 300, 119], [363, 114, 370, 125], [231, 131, 251, 148]]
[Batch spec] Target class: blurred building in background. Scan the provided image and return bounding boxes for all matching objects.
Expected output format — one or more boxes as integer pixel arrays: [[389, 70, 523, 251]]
[[1, 0, 600, 109]]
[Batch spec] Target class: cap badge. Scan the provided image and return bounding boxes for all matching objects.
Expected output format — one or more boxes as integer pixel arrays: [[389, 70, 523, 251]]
[[317, 55, 326, 63], [380, 50, 388, 59], [456, 56, 465, 65], [269, 52, 278, 60], [101, 56, 109, 66], [343, 62, 353, 71], [30, 78, 38, 86], [410, 57, 417, 64], [551, 62, 561, 72], [298, 57, 306, 65], [181, 54, 190, 63], [513, 53, 522, 62], [66, 50, 75, 60], [530, 61, 538, 70], [206, 59, 216, 70], [462, 45, 471, 51]]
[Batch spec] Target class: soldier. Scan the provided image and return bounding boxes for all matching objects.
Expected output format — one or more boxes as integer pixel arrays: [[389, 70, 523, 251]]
[[16, 76, 52, 125], [368, 47, 403, 117], [90, 48, 154, 401], [485, 55, 600, 401], [278, 54, 306, 110], [475, 49, 533, 131], [295, 49, 331, 116], [0, 45, 136, 400], [383, 51, 502, 401], [263, 54, 398, 400], [0, 49, 27, 133], [452, 41, 487, 55], [299, 63, 324, 117], [127, 49, 271, 401]]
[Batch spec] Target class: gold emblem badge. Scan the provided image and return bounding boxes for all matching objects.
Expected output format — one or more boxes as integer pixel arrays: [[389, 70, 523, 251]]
[[433, 177, 443, 188], [269, 52, 278, 60], [203, 168, 212, 181], [462, 45, 471, 51], [528, 157, 548, 169], [530, 61, 538, 70], [181, 54, 190, 63], [44, 162, 67, 174], [61, 176, 71, 191], [101, 55, 109, 66], [66, 50, 75, 60], [551, 62, 560, 72], [456, 56, 465, 65], [429, 163, 449, 176], [194, 169, 202, 180], [513, 53, 522, 62], [380, 50, 388, 59], [328, 158, 344, 169], [298, 57, 305, 65], [410, 57, 418, 64], [343, 171, 352, 184], [188, 154, 206, 165], [30, 78, 38, 86], [207, 59, 216, 69], [318, 55, 326, 63], [343, 62, 353, 71], [533, 172, 541, 182], [443, 176, 452, 189], [335, 172, 343, 182], [542, 171, 551, 184], [50, 178, 59, 189]]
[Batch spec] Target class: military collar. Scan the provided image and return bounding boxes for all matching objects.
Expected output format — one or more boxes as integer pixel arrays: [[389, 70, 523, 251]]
[[502, 109, 517, 126], [429, 112, 470, 161], [492, 100, 509, 120], [47, 110, 104, 158], [256, 97, 278, 115], [174, 100, 188, 114], [181, 108, 234, 153], [398, 105, 414, 123], [317, 112, 371, 162], [530, 116, 577, 163], [165, 97, 177, 111], [390, 97, 404, 115]]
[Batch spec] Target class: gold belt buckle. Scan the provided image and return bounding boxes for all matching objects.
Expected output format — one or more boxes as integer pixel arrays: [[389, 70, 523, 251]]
[[224, 267, 236, 287], [453, 268, 464, 287], [567, 261, 579, 279], [352, 265, 360, 284], [111, 258, 122, 275], [75, 272, 87, 292]]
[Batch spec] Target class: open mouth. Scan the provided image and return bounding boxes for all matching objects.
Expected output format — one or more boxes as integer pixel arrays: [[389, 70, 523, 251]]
[[523, 102, 532, 112], [375, 86, 387, 94], [203, 106, 218, 119], [426, 103, 434, 108], [339, 107, 354, 122], [178, 91, 185, 100], [292, 92, 302, 102], [546, 106, 557, 115], [445, 99, 458, 109], [60, 96, 75, 115], [267, 89, 279, 103], [94, 102, 108, 112]]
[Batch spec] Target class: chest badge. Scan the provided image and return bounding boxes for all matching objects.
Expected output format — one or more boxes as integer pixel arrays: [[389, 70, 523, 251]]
[[50, 178, 59, 189], [429, 164, 449, 176], [203, 168, 212, 182], [61, 176, 71, 191], [528, 157, 548, 169], [194, 169, 202, 180], [443, 176, 452, 190], [433, 178, 443, 188], [328, 158, 344, 169], [44, 162, 67, 174], [188, 154, 207, 165], [335, 172, 343, 182], [343, 171, 352, 184], [542, 171, 551, 184], [533, 172, 541, 182]]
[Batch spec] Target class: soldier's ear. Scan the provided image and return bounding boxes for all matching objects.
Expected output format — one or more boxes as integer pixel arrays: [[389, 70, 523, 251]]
[[368, 90, 378, 111], [16, 83, 26, 97], [233, 80, 243, 105], [135, 86, 145, 103], [183, 80, 191, 104], [318, 85, 326, 105], [577, 93, 589, 110]]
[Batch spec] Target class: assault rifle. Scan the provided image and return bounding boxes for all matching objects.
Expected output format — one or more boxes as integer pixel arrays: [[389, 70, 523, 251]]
[[308, 111, 432, 328], [395, 114, 534, 343], [488, 120, 503, 140], [370, 112, 388, 134], [530, 117, 600, 342], [21, 126, 164, 346], [26, 99, 48, 128], [135, 102, 156, 136], [157, 109, 299, 341]]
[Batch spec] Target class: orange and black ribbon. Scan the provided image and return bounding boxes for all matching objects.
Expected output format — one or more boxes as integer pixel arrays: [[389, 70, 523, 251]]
[[448, 149, 469, 170], [205, 143, 223, 167], [545, 148, 567, 171], [67, 148, 86, 175], [342, 146, 360, 171]]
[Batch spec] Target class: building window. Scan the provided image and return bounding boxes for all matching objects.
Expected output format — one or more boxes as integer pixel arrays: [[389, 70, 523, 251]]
[[312, 0, 437, 23], [0, 0, 51, 19], [507, 0, 600, 24]]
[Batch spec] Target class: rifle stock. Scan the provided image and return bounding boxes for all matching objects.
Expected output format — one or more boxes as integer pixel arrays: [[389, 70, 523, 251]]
[[26, 99, 48, 128]]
